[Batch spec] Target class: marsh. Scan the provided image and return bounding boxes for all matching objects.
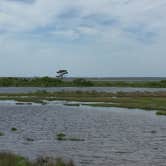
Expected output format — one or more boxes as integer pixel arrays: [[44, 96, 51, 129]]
[[0, 102, 166, 166]]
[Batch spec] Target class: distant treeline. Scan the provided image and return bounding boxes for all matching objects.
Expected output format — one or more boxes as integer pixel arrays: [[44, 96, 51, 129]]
[[0, 77, 166, 87], [0, 77, 93, 87]]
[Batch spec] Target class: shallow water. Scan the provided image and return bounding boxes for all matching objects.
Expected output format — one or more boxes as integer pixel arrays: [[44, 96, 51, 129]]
[[1, 87, 166, 93], [0, 103, 166, 166]]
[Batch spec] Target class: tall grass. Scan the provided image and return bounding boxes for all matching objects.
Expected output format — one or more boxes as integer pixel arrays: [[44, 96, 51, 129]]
[[0, 152, 75, 166]]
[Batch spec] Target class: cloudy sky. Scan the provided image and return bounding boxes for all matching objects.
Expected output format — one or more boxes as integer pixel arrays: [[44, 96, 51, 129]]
[[0, 0, 166, 77]]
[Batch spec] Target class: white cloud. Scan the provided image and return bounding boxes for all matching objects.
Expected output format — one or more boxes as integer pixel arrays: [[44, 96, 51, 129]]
[[0, 0, 166, 76], [51, 29, 79, 40], [77, 26, 98, 35], [0, 0, 71, 32], [0, 0, 165, 34]]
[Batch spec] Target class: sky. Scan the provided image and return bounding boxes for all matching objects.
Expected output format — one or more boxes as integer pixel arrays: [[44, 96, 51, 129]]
[[0, 0, 166, 77]]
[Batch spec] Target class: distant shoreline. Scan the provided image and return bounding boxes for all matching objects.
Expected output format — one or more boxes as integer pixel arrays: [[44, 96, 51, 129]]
[[0, 77, 166, 88], [0, 77, 166, 82], [65, 77, 166, 82]]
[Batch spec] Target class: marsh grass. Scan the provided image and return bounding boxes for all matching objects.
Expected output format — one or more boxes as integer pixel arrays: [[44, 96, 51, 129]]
[[0, 152, 75, 166], [1, 91, 166, 113], [11, 128, 17, 131], [0, 152, 30, 166], [56, 133, 66, 140], [1, 77, 166, 87], [156, 111, 166, 116], [84, 97, 166, 112], [56, 133, 84, 141], [64, 103, 80, 107], [0, 132, 4, 136]]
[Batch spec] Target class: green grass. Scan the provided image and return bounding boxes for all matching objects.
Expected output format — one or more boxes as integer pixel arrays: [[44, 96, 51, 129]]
[[84, 97, 166, 111], [0, 153, 30, 166], [0, 152, 75, 166], [108, 97, 166, 111], [0, 132, 4, 136], [1, 91, 166, 114], [56, 133, 84, 141], [56, 133, 66, 140], [1, 77, 166, 87], [11, 128, 17, 132], [156, 111, 166, 116]]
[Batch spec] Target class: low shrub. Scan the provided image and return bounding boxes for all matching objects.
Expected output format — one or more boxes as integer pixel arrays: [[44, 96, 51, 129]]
[[156, 111, 166, 116], [0, 152, 75, 166], [73, 78, 94, 87], [0, 132, 4, 136], [56, 133, 84, 142], [11, 128, 17, 131]]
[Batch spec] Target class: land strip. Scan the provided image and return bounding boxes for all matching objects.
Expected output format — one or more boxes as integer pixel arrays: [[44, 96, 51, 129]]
[[1, 77, 166, 87], [0, 91, 166, 115]]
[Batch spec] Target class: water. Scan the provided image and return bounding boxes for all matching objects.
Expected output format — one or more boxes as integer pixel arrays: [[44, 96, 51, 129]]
[[0, 87, 166, 93], [0, 103, 166, 166]]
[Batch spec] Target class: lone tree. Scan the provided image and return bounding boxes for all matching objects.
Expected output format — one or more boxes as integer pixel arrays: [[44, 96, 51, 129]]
[[56, 70, 68, 79]]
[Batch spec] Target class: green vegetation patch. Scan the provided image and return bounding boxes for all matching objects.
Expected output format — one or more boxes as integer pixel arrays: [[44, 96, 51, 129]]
[[11, 128, 17, 132], [0, 153, 30, 166], [1, 91, 166, 115], [1, 77, 166, 87], [156, 111, 166, 116], [64, 103, 80, 107], [72, 78, 94, 86], [56, 133, 66, 140], [56, 133, 84, 141], [0, 132, 4, 136], [83, 96, 166, 112], [0, 152, 75, 166]]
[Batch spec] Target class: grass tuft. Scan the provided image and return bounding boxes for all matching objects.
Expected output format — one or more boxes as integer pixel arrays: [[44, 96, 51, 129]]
[[0, 132, 4, 136], [56, 133, 84, 142], [0, 152, 30, 166], [11, 128, 17, 132], [156, 111, 166, 116], [1, 91, 166, 116], [64, 103, 80, 107], [0, 152, 75, 166], [56, 133, 66, 140]]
